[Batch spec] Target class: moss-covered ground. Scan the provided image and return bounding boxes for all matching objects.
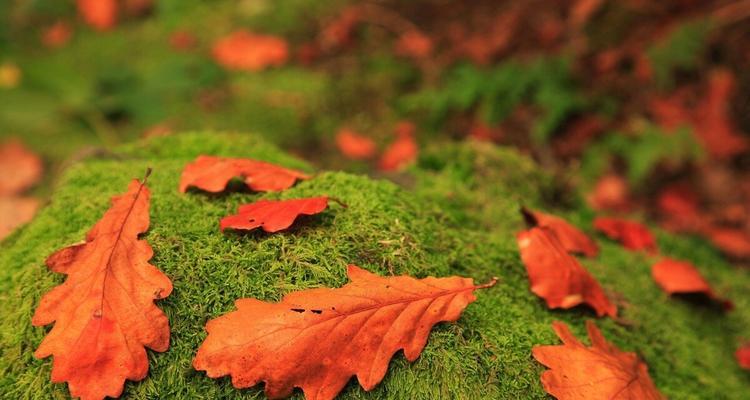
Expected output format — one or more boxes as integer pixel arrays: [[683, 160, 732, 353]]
[[1, 132, 749, 399]]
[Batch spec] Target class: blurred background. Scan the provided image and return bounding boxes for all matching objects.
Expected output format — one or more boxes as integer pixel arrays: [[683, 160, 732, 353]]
[[1, 0, 749, 264]]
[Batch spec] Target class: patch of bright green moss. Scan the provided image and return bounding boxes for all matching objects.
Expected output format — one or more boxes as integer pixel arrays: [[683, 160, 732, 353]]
[[1, 132, 749, 399]]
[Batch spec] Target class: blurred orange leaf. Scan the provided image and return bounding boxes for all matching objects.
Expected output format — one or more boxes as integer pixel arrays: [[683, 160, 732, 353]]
[[521, 207, 599, 257], [652, 258, 732, 309], [594, 217, 657, 253], [335, 128, 376, 160], [212, 30, 289, 71], [77, 0, 117, 31]]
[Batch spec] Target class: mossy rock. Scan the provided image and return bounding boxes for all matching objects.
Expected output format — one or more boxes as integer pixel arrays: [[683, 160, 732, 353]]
[[1, 132, 748, 399]]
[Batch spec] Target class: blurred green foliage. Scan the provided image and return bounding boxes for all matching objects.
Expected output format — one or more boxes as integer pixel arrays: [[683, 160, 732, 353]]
[[647, 18, 712, 90]]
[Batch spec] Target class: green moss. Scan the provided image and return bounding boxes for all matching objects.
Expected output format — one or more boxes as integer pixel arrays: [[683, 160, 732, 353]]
[[1, 132, 749, 399]]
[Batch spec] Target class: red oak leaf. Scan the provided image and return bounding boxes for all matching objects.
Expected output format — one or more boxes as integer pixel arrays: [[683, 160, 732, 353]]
[[594, 217, 657, 253], [521, 207, 599, 257], [193, 265, 495, 400], [212, 30, 289, 71], [335, 128, 376, 160], [77, 0, 117, 31], [220, 197, 329, 233], [517, 227, 616, 317], [533, 320, 664, 400], [651, 258, 732, 309], [179, 155, 309, 193], [32, 174, 172, 400], [737, 344, 750, 370]]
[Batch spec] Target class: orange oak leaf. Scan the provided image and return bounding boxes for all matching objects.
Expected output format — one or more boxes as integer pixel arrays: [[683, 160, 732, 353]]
[[737, 344, 750, 370], [212, 30, 289, 71], [533, 320, 664, 400], [517, 227, 616, 317], [335, 128, 376, 160], [0, 139, 43, 196], [220, 196, 329, 233], [31, 174, 172, 400], [521, 207, 599, 257], [77, 0, 117, 31], [651, 258, 732, 309], [179, 155, 309, 193], [193, 264, 496, 400], [594, 217, 657, 253]]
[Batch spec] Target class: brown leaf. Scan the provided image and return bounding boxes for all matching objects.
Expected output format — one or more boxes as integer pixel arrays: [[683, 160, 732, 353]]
[[0, 196, 39, 240], [517, 227, 616, 317], [521, 207, 599, 257], [651, 258, 732, 309], [193, 265, 495, 400], [220, 197, 329, 233], [533, 320, 664, 400], [0, 139, 43, 196], [594, 217, 657, 253], [179, 155, 309, 193], [212, 30, 289, 71], [32, 176, 172, 400]]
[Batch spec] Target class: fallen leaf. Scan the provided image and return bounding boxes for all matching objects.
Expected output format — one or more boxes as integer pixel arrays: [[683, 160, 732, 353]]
[[587, 174, 631, 212], [169, 30, 198, 51], [220, 197, 329, 233], [378, 124, 418, 172], [335, 128, 376, 160], [77, 0, 117, 31], [394, 31, 433, 60], [737, 344, 750, 370], [212, 30, 289, 71], [651, 258, 732, 309], [656, 183, 702, 232], [701, 226, 750, 260], [517, 227, 616, 317], [0, 197, 39, 240], [0, 139, 43, 196], [694, 70, 748, 159], [321, 6, 361, 49], [179, 155, 309, 193], [521, 207, 599, 257], [533, 320, 664, 400], [42, 21, 73, 48], [594, 217, 657, 253], [32, 174, 172, 400], [0, 62, 22, 88], [193, 265, 495, 400]]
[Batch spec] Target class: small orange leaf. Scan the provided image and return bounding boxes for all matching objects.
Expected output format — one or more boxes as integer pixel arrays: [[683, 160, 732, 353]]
[[703, 226, 750, 260], [179, 155, 309, 193], [378, 123, 418, 172], [220, 196, 329, 233], [193, 265, 495, 400], [533, 320, 664, 400], [737, 344, 750, 370], [394, 31, 433, 60], [0, 139, 43, 196], [77, 0, 117, 31], [32, 175, 172, 400], [335, 128, 376, 160], [651, 258, 732, 309], [517, 227, 616, 317], [521, 207, 599, 257], [0, 196, 39, 240], [587, 174, 631, 212], [594, 217, 657, 253], [212, 30, 289, 71]]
